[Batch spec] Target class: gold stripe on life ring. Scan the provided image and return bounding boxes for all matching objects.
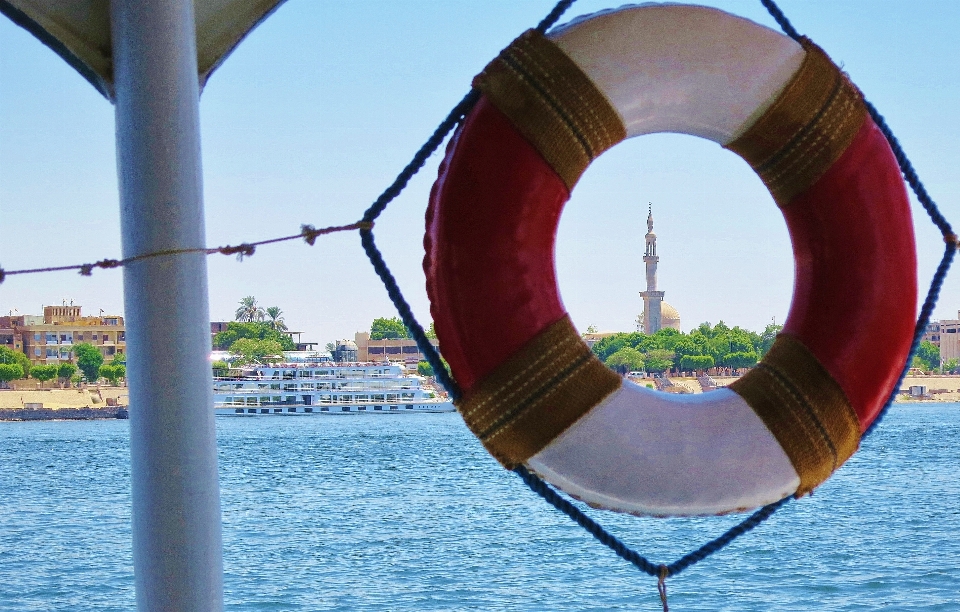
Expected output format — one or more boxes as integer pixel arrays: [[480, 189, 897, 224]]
[[730, 334, 860, 496], [473, 29, 626, 190], [726, 38, 867, 207], [456, 316, 622, 469]]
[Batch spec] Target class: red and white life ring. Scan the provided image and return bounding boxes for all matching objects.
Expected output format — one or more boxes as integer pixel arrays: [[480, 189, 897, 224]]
[[424, 4, 916, 516]]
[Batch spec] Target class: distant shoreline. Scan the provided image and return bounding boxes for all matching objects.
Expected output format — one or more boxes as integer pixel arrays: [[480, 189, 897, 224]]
[[2, 373, 957, 421], [0, 388, 128, 420]]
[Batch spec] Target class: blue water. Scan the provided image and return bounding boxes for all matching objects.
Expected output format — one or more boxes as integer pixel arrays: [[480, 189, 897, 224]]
[[1, 405, 958, 611]]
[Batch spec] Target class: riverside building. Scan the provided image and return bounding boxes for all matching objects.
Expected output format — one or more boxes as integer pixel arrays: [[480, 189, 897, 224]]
[[0, 304, 125, 365]]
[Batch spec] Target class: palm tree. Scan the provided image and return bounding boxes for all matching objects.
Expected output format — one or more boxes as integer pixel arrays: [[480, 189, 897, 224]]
[[265, 306, 287, 332], [235, 296, 264, 322]]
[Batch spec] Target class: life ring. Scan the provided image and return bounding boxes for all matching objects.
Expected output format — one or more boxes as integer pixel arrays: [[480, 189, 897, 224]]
[[424, 4, 916, 516]]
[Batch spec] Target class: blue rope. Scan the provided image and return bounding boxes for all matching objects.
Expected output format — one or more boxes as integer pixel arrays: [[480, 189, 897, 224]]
[[356, 0, 957, 588], [515, 465, 791, 578]]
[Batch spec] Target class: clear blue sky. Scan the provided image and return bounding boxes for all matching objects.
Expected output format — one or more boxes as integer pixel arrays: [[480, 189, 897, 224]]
[[1, 0, 958, 347]]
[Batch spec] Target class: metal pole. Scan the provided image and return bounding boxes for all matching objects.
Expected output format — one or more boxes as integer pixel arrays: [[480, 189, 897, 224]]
[[111, 1, 224, 610]]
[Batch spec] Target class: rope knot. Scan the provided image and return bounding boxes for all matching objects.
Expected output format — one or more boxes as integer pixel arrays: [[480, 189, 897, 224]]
[[301, 224, 319, 246], [96, 258, 122, 270], [658, 564, 670, 612], [79, 264, 94, 276], [218, 243, 256, 260], [944, 234, 959, 249]]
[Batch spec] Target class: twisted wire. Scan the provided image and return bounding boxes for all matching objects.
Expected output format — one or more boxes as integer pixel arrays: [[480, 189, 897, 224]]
[[0, 221, 369, 283]]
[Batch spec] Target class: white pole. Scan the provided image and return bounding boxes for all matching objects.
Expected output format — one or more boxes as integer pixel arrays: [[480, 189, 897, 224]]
[[111, 1, 224, 610]]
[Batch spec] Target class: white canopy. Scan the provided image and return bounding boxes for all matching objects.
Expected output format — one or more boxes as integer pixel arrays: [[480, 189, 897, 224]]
[[0, 0, 284, 99]]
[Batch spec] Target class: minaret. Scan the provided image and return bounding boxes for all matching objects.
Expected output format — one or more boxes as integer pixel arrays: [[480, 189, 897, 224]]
[[640, 204, 664, 334]]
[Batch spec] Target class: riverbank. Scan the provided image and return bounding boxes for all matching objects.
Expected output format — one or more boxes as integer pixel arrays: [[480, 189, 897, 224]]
[[0, 388, 127, 410], [663, 375, 960, 403]]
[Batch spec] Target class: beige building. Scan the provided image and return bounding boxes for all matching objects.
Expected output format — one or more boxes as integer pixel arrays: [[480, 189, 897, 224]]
[[1, 305, 125, 365], [937, 313, 960, 364], [354, 331, 440, 364]]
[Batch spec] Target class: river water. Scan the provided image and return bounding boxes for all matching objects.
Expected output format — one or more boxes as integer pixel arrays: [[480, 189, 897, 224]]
[[1, 404, 958, 611]]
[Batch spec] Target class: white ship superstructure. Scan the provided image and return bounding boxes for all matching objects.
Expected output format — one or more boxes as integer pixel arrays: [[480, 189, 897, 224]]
[[214, 361, 454, 416]]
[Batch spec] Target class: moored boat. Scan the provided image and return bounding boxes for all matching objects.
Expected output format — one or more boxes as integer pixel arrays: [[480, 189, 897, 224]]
[[214, 361, 454, 416]]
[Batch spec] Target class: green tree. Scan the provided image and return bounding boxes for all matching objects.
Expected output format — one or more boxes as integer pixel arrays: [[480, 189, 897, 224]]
[[265, 306, 287, 332], [424, 322, 438, 339], [604, 347, 645, 374], [417, 360, 434, 377], [643, 349, 675, 373], [99, 364, 126, 386], [31, 364, 58, 388], [0, 346, 30, 378], [680, 354, 714, 372], [723, 351, 759, 370], [759, 323, 782, 357], [916, 340, 940, 372], [370, 317, 410, 340], [235, 296, 264, 322], [944, 358, 960, 374], [0, 363, 24, 388], [213, 321, 294, 351], [58, 363, 77, 388], [73, 343, 105, 383], [212, 360, 230, 377], [110, 353, 126, 366], [229, 338, 284, 364]]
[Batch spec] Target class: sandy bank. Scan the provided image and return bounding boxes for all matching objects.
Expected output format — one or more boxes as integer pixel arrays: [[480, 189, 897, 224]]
[[0, 388, 128, 410], [664, 375, 960, 403]]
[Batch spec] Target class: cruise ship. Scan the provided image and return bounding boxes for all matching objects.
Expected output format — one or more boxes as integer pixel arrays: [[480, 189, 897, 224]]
[[213, 360, 454, 416]]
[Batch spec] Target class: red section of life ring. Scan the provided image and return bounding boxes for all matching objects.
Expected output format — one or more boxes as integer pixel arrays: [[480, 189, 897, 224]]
[[425, 97, 568, 392], [781, 118, 916, 429]]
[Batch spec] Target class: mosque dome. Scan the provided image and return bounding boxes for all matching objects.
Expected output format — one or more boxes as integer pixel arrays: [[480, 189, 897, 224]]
[[661, 302, 681, 331]]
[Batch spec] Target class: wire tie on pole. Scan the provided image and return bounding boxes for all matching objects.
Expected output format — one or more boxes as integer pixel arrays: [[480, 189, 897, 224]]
[[0, 268, 5, 284], [658, 564, 670, 611]]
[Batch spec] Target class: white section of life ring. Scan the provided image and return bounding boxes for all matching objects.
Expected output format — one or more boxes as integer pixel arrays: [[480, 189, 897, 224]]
[[549, 4, 805, 144], [526, 384, 801, 516]]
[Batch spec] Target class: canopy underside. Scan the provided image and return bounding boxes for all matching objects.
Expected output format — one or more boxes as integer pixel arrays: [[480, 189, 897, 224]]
[[0, 0, 284, 99]]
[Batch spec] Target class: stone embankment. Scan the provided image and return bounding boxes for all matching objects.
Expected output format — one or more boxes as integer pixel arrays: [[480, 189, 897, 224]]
[[1, 406, 129, 421]]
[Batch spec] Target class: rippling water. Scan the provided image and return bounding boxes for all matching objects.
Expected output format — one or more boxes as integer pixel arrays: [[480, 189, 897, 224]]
[[1, 404, 958, 611]]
